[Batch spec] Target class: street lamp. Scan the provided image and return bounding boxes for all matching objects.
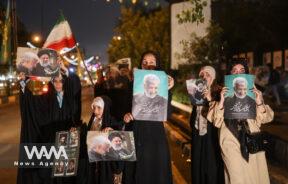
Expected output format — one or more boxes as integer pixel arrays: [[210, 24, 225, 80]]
[[32, 34, 41, 43]]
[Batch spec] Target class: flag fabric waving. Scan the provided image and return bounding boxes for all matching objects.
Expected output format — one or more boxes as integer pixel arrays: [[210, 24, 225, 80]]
[[43, 14, 76, 52]]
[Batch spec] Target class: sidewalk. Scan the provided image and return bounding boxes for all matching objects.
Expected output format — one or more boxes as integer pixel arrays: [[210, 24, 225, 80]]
[[168, 100, 288, 184]]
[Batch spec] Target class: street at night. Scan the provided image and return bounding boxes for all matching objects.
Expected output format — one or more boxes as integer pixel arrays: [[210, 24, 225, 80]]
[[1, 0, 288, 184]]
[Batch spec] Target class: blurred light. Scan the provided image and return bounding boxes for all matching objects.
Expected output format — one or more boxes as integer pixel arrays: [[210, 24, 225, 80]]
[[84, 76, 88, 81], [42, 81, 46, 85], [32, 34, 41, 43], [69, 68, 75, 73], [132, 0, 137, 4], [117, 36, 122, 41], [8, 74, 13, 79], [84, 71, 88, 75], [11, 82, 15, 86], [95, 56, 100, 60], [42, 85, 49, 93], [0, 75, 5, 81], [144, 1, 148, 6], [0, 83, 4, 87], [119, 0, 123, 3], [71, 55, 76, 59]]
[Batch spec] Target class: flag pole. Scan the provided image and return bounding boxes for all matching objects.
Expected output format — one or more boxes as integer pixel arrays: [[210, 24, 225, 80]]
[[75, 45, 94, 86]]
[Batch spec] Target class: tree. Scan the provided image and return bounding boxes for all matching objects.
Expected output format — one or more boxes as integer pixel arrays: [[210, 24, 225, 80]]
[[176, 23, 226, 65], [107, 7, 170, 71]]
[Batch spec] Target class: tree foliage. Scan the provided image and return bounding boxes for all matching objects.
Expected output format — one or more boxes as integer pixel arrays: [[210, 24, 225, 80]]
[[175, 23, 226, 65], [107, 7, 170, 71], [176, 0, 207, 25]]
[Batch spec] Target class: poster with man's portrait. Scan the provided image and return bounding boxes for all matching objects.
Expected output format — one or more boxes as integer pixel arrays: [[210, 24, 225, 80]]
[[16, 47, 60, 78], [87, 131, 136, 162], [224, 74, 256, 119], [186, 79, 207, 105], [132, 69, 168, 121], [52, 130, 80, 177]]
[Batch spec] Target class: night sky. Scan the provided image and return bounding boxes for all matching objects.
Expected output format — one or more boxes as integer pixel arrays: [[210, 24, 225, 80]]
[[15, 0, 168, 63]]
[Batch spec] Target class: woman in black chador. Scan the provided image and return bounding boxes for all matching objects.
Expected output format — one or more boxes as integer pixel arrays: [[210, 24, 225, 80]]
[[122, 51, 174, 184], [86, 95, 124, 184], [17, 61, 83, 184], [189, 66, 224, 184]]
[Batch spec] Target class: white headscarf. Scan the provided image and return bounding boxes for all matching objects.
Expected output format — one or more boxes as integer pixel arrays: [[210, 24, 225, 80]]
[[91, 97, 105, 110], [201, 66, 216, 81]]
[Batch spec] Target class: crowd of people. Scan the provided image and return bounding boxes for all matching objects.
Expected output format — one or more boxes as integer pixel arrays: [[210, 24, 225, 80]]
[[17, 49, 275, 184]]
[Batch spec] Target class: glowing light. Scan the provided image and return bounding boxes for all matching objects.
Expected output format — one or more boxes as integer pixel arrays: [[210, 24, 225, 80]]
[[11, 82, 15, 86], [32, 34, 41, 43], [0, 83, 4, 87], [42, 85, 49, 93], [132, 0, 137, 4], [144, 1, 148, 6], [117, 36, 122, 41], [71, 55, 76, 59], [69, 68, 75, 72]]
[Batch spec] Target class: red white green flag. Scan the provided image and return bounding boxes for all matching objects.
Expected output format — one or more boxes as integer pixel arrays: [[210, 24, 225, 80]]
[[43, 14, 76, 52]]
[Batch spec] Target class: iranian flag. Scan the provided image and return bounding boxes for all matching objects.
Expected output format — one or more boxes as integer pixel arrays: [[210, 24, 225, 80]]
[[43, 14, 76, 52]]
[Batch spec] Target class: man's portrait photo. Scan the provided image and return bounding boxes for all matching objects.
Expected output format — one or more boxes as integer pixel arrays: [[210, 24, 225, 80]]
[[16, 47, 60, 78], [132, 70, 168, 121], [66, 159, 76, 176], [16, 47, 39, 75], [186, 79, 207, 105], [224, 74, 256, 119], [87, 131, 136, 162], [108, 131, 136, 161], [54, 160, 65, 176], [69, 131, 79, 147], [58, 132, 68, 147], [33, 48, 60, 77]]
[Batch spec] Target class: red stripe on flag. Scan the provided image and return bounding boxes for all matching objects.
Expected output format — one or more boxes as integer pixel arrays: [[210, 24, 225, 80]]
[[44, 36, 76, 51]]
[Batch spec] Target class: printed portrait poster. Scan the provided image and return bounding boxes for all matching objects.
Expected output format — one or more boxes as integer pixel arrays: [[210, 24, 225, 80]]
[[186, 79, 207, 105], [263, 52, 271, 64], [273, 50, 282, 69], [52, 130, 80, 177], [16, 47, 60, 79], [246, 52, 254, 68], [87, 131, 136, 162], [285, 50, 288, 71], [224, 74, 256, 120], [132, 69, 168, 121]]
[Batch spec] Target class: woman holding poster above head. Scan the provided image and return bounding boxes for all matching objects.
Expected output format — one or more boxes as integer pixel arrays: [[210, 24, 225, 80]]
[[208, 58, 274, 184], [188, 66, 224, 184], [16, 57, 83, 184], [122, 51, 174, 184]]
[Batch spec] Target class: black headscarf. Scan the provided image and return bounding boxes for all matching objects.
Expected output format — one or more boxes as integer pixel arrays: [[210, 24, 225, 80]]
[[227, 58, 249, 75], [139, 50, 162, 71]]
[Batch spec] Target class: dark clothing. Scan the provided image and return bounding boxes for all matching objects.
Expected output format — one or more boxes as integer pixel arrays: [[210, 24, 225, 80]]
[[268, 69, 280, 85], [94, 79, 133, 122], [86, 96, 124, 184], [123, 92, 173, 184], [17, 73, 83, 184], [190, 106, 224, 184], [224, 95, 256, 120], [132, 94, 168, 122]]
